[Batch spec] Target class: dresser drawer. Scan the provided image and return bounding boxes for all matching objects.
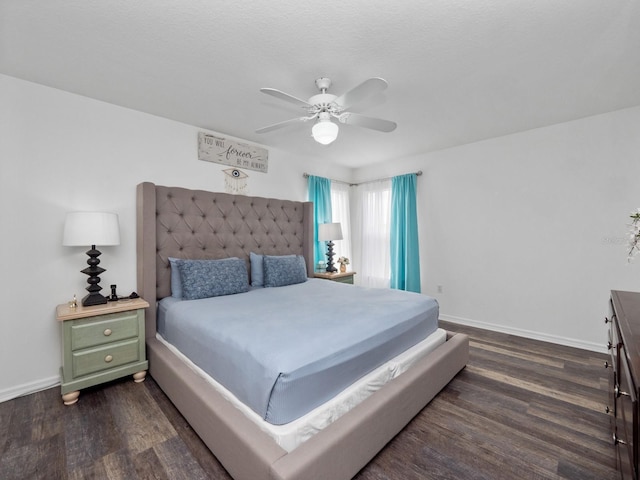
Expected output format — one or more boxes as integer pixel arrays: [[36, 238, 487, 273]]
[[619, 346, 638, 479], [70, 311, 140, 350], [72, 338, 141, 378], [611, 315, 621, 389]]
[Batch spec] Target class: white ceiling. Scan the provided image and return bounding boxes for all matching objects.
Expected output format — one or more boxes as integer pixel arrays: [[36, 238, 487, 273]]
[[2, 1, 640, 168]]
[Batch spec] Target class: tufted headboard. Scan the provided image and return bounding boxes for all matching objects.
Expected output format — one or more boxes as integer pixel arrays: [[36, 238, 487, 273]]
[[136, 182, 314, 338]]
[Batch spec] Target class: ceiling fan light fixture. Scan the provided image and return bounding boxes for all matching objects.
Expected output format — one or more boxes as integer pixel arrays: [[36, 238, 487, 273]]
[[312, 115, 339, 145]]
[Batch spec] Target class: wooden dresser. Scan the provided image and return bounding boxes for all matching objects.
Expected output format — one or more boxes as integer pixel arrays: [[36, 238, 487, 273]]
[[608, 290, 640, 479]]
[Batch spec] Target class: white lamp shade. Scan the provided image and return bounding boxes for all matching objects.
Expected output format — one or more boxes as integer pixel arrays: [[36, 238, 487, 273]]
[[63, 212, 121, 247], [312, 119, 339, 145], [318, 222, 343, 241]]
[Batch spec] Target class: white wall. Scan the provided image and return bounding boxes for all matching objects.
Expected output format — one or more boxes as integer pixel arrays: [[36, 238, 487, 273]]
[[0, 74, 349, 401], [3, 72, 638, 401], [353, 106, 640, 352]]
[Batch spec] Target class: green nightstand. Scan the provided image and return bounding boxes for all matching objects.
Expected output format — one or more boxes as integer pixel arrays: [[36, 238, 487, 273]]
[[56, 297, 149, 405], [314, 271, 356, 285]]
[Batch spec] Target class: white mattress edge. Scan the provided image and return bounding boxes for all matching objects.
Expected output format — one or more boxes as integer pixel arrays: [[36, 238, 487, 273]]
[[156, 327, 447, 452]]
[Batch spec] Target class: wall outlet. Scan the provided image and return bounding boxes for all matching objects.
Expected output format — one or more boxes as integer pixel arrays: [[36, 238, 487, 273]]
[[437, 285, 444, 294]]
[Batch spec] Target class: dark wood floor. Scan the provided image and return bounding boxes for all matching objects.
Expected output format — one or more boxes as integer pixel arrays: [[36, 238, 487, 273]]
[[0, 322, 618, 479]]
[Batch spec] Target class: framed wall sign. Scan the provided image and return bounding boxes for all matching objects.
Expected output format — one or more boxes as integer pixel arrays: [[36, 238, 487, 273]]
[[198, 132, 268, 173]]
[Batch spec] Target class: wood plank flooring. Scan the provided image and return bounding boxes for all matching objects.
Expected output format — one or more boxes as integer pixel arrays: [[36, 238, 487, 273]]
[[0, 322, 619, 479]]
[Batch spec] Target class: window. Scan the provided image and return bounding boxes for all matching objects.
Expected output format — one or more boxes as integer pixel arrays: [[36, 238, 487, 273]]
[[352, 180, 391, 288], [330, 181, 352, 263]]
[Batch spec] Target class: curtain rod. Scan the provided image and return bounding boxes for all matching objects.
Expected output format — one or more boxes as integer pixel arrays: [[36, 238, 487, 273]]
[[303, 171, 422, 187]]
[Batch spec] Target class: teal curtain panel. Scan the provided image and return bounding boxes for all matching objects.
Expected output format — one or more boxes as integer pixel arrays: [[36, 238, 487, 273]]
[[307, 175, 333, 266], [390, 174, 421, 292]]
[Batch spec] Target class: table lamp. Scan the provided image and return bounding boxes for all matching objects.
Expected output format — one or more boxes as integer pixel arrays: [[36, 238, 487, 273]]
[[63, 211, 120, 306], [318, 222, 343, 273]]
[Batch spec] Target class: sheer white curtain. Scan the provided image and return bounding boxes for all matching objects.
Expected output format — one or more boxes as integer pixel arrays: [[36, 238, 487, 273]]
[[352, 179, 391, 288], [330, 181, 352, 263]]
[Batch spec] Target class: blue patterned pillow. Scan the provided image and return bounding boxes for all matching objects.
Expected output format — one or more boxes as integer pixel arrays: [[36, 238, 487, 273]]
[[175, 257, 249, 300], [263, 255, 307, 288], [250, 252, 297, 287]]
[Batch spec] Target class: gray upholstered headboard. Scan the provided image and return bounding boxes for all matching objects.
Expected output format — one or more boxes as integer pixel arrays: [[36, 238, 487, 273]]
[[136, 182, 314, 339]]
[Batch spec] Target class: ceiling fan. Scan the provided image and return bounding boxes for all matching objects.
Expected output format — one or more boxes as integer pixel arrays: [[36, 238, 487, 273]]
[[256, 77, 397, 145]]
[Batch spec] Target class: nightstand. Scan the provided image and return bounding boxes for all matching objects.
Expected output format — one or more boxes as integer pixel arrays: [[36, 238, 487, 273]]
[[314, 271, 356, 285], [56, 297, 149, 405]]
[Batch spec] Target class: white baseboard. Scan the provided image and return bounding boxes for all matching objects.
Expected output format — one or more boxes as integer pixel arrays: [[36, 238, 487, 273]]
[[439, 314, 607, 354], [0, 376, 60, 404]]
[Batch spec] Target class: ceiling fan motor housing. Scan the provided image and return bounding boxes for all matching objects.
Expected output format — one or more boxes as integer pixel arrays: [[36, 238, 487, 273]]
[[309, 93, 338, 113], [311, 78, 340, 114]]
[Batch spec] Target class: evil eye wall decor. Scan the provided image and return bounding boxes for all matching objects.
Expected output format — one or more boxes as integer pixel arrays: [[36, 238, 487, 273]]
[[223, 168, 249, 195]]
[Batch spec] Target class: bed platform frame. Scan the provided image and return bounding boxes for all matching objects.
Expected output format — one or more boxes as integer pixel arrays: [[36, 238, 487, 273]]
[[137, 182, 469, 480]]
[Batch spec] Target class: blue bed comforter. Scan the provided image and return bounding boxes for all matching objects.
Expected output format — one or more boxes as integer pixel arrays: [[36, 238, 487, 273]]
[[159, 279, 438, 424]]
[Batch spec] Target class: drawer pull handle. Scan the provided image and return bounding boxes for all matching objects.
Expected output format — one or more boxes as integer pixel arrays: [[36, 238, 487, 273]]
[[104, 355, 113, 363], [615, 385, 629, 398], [103, 329, 112, 336], [605, 405, 611, 414], [605, 317, 610, 324], [613, 433, 627, 445], [604, 361, 610, 369], [607, 341, 613, 350]]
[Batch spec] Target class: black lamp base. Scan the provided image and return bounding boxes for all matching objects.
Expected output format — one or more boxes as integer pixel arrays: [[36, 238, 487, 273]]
[[80, 245, 108, 306], [325, 240, 337, 273], [82, 292, 108, 306]]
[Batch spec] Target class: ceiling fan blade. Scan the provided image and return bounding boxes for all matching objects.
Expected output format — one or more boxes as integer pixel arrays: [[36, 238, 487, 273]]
[[255, 116, 312, 134], [338, 112, 397, 133], [334, 77, 388, 110], [260, 88, 311, 108]]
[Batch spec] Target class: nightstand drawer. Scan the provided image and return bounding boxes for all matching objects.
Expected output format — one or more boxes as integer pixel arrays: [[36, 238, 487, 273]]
[[333, 275, 354, 284], [71, 312, 139, 350], [314, 271, 356, 284], [72, 338, 141, 378]]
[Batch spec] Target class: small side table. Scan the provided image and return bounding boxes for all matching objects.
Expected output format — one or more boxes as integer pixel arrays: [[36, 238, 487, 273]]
[[314, 271, 356, 285], [56, 297, 149, 405]]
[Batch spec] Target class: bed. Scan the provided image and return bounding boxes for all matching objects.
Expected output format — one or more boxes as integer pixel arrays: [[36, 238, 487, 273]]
[[136, 182, 469, 480]]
